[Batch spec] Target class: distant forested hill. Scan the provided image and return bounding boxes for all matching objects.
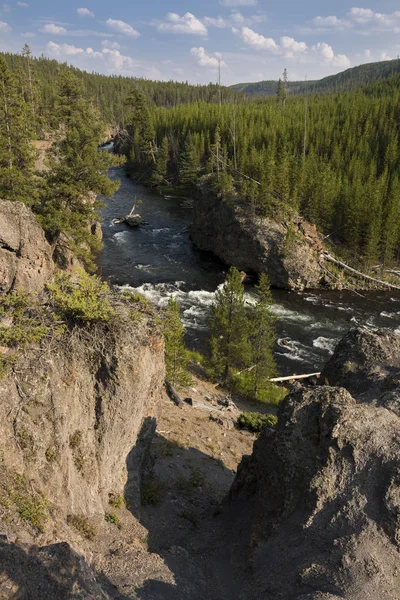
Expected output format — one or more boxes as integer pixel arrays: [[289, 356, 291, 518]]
[[231, 58, 400, 97], [1, 51, 237, 126]]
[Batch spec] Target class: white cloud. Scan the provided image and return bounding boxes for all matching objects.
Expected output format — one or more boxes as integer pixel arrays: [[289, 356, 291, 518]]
[[77, 8, 94, 17], [281, 36, 307, 58], [41, 23, 67, 35], [312, 42, 351, 69], [0, 20, 10, 31], [191, 47, 226, 68], [157, 12, 207, 36], [106, 18, 140, 37], [380, 51, 393, 61], [237, 27, 279, 52], [17, 2, 29, 7], [220, 0, 257, 6], [101, 39, 120, 50], [205, 10, 266, 29], [312, 15, 349, 29]]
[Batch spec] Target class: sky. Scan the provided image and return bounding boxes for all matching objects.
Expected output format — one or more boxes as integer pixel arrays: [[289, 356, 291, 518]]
[[1, 1, 400, 85]]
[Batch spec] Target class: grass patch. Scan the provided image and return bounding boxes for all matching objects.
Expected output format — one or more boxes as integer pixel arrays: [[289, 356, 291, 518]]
[[69, 430, 84, 472], [177, 468, 206, 493], [238, 412, 277, 433], [180, 509, 199, 527], [141, 474, 165, 506], [105, 512, 122, 529], [8, 476, 50, 532], [67, 514, 96, 540], [108, 492, 125, 509]]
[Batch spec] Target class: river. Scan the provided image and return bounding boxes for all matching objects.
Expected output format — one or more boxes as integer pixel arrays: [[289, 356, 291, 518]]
[[98, 163, 400, 376]]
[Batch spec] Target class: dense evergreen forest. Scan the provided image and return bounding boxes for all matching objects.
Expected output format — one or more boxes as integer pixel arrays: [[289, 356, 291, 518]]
[[2, 48, 400, 268], [121, 75, 400, 267], [232, 58, 400, 97], [1, 51, 236, 126]]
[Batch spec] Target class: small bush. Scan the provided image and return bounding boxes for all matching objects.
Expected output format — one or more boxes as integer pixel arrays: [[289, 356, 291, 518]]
[[122, 290, 151, 308], [108, 492, 125, 509], [237, 412, 278, 433], [141, 474, 164, 506], [233, 372, 288, 406], [177, 468, 206, 493], [9, 476, 49, 532], [105, 512, 122, 529], [16, 427, 35, 455], [45, 446, 58, 463], [47, 268, 114, 325], [67, 514, 96, 540], [0, 292, 49, 349]]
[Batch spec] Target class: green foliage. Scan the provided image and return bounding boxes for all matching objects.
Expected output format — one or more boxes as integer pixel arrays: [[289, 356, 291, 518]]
[[48, 268, 114, 325], [177, 468, 206, 492], [108, 493, 126, 509], [0, 292, 51, 349], [141, 474, 164, 506], [161, 298, 191, 387], [9, 475, 50, 532], [67, 514, 97, 540], [105, 512, 122, 529], [237, 412, 278, 433], [210, 267, 251, 386]]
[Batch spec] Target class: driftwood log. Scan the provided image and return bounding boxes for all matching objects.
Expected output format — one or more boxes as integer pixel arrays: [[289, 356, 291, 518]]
[[323, 253, 400, 290], [165, 381, 184, 407]]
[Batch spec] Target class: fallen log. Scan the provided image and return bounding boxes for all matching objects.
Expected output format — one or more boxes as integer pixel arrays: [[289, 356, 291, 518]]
[[269, 373, 321, 383], [165, 381, 184, 407], [323, 254, 400, 291]]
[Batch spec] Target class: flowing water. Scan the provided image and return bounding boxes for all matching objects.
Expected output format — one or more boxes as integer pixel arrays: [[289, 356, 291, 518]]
[[99, 162, 400, 376]]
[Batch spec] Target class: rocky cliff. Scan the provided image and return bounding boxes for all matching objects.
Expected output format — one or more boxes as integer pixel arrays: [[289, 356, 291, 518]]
[[191, 186, 327, 291], [215, 328, 400, 600], [0, 199, 166, 598]]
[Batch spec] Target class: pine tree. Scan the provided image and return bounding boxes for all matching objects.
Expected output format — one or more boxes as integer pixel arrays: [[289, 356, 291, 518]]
[[248, 274, 277, 400], [210, 267, 251, 385], [38, 72, 123, 271], [178, 133, 199, 192], [163, 298, 190, 387], [150, 136, 169, 187], [0, 56, 37, 205]]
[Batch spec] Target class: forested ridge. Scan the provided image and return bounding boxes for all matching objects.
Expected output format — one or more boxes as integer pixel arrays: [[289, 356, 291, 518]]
[[231, 58, 400, 97], [122, 77, 400, 267]]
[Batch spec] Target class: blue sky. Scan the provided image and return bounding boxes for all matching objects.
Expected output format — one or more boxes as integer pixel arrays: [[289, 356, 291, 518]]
[[1, 1, 400, 84]]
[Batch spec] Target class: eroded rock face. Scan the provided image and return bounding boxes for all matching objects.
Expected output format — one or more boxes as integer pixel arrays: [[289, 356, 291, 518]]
[[190, 187, 326, 290], [0, 311, 164, 543], [0, 200, 53, 294], [220, 328, 400, 600]]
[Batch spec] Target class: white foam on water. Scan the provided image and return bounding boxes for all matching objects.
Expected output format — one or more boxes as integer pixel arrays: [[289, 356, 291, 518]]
[[151, 228, 171, 235], [276, 338, 317, 363], [380, 311, 400, 319], [113, 231, 129, 244], [270, 305, 313, 323], [136, 264, 152, 271], [312, 337, 338, 354]]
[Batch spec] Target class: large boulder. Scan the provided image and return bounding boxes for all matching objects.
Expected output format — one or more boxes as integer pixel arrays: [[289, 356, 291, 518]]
[[191, 185, 326, 290], [213, 328, 400, 599], [0, 200, 53, 295]]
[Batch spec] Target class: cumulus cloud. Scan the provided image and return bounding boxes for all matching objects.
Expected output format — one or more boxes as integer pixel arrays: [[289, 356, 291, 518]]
[[101, 39, 120, 50], [106, 18, 140, 37], [312, 15, 350, 29], [204, 10, 266, 29], [191, 47, 226, 68], [311, 42, 351, 68], [237, 27, 279, 52], [77, 8, 94, 17], [220, 0, 257, 6], [0, 20, 10, 31], [41, 23, 67, 35], [236, 26, 350, 68], [157, 12, 207, 36], [312, 8, 400, 34]]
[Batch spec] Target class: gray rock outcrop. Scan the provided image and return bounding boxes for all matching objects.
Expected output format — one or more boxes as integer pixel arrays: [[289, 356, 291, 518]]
[[191, 186, 326, 290], [215, 327, 400, 600], [0, 200, 53, 294]]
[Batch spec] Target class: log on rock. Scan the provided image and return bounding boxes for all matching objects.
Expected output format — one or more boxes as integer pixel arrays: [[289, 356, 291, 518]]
[[124, 214, 143, 227], [323, 253, 400, 290], [269, 373, 321, 383], [165, 381, 184, 407]]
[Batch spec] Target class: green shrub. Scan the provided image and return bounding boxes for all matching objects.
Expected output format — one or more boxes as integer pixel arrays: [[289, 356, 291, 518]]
[[0, 292, 49, 349], [47, 268, 114, 324], [237, 412, 278, 433], [9, 476, 49, 532], [105, 512, 122, 529], [141, 474, 164, 506], [233, 372, 288, 406], [177, 467, 206, 492], [67, 514, 96, 539], [108, 492, 125, 509]]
